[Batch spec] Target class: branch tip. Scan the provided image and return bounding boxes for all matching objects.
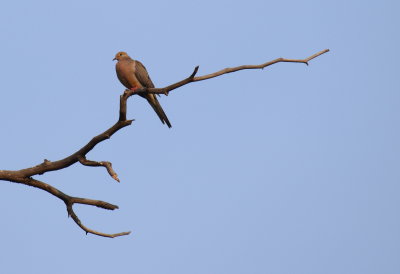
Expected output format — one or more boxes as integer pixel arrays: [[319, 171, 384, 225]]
[[64, 196, 128, 237], [191, 66, 199, 78], [112, 174, 120, 182]]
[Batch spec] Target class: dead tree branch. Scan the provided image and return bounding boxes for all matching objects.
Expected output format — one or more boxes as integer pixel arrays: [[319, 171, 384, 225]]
[[133, 49, 329, 96], [0, 49, 329, 238], [1, 176, 130, 238], [0, 100, 134, 237], [78, 156, 120, 183]]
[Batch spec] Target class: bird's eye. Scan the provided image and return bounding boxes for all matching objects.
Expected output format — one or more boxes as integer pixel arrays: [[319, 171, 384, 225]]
[[119, 53, 123, 56]]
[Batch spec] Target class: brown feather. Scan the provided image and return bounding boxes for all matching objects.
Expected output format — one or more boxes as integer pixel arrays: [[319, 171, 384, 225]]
[[114, 52, 172, 128]]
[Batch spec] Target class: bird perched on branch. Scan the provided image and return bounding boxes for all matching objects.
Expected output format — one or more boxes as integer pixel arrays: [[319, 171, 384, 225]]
[[113, 51, 171, 128]]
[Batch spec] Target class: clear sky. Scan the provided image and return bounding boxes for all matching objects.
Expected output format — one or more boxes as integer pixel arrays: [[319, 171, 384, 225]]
[[0, 0, 399, 273]]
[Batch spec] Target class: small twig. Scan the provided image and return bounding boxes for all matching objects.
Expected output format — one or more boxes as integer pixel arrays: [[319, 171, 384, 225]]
[[142, 49, 330, 95], [78, 156, 120, 182], [66, 204, 130, 238], [193, 49, 329, 81]]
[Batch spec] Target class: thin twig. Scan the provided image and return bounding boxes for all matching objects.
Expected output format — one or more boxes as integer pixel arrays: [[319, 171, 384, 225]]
[[66, 204, 131, 238], [78, 156, 120, 182], [136, 49, 330, 95], [193, 49, 330, 81]]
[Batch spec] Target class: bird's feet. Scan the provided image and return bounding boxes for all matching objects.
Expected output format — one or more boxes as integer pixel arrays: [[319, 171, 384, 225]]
[[129, 86, 140, 95]]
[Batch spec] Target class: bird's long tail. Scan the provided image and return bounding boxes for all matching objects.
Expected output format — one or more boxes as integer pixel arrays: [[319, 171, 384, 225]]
[[147, 95, 172, 128]]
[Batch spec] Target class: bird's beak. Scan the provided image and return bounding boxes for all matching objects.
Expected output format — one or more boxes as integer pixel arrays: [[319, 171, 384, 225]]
[[112, 57, 117, 61]]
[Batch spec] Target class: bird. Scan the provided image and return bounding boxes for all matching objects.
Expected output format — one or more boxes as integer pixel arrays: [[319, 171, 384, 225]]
[[113, 51, 171, 128]]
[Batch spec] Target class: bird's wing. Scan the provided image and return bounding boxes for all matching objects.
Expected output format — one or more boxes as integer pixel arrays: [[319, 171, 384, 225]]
[[134, 61, 155, 88]]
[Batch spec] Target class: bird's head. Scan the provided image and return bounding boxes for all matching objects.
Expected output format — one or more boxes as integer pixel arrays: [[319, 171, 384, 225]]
[[113, 51, 130, 61]]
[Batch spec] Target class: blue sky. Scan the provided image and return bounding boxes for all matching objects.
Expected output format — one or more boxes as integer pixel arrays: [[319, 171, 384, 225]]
[[0, 0, 399, 273]]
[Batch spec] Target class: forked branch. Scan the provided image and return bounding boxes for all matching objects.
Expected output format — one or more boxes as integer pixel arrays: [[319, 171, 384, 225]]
[[0, 49, 329, 238], [10, 177, 131, 238]]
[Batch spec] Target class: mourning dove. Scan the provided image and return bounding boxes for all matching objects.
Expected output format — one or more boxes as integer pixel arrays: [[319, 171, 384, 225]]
[[113, 51, 172, 128]]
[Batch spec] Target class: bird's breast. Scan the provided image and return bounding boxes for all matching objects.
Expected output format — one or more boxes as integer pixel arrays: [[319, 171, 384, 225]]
[[116, 61, 142, 89]]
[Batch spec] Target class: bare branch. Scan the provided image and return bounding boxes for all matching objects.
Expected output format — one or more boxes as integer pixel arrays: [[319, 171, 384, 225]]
[[78, 156, 120, 182], [66, 203, 131, 238], [193, 49, 330, 81], [131, 49, 330, 96], [12, 119, 133, 178], [7, 177, 130, 238]]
